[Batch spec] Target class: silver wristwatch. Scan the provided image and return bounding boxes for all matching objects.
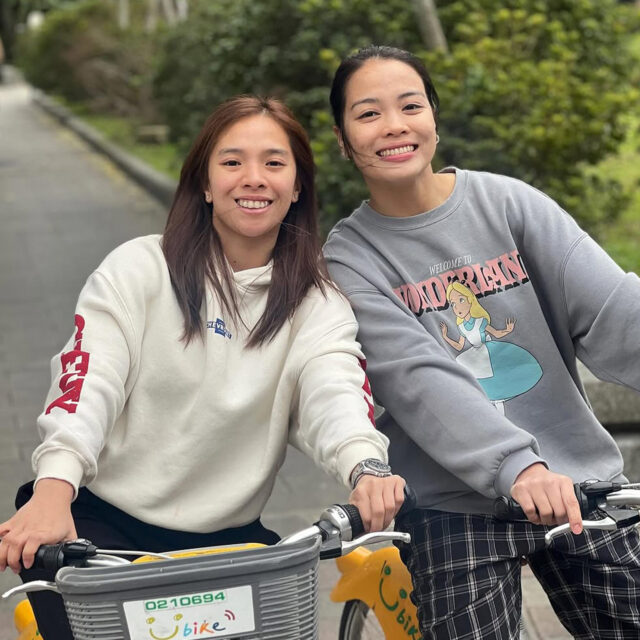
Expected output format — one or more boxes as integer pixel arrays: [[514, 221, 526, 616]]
[[350, 458, 392, 489]]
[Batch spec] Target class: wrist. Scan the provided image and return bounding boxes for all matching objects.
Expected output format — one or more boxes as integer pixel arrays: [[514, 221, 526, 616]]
[[350, 458, 392, 489], [34, 478, 75, 503]]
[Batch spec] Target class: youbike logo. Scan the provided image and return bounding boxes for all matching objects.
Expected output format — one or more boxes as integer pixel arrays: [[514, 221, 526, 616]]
[[146, 613, 234, 638], [378, 561, 420, 639]]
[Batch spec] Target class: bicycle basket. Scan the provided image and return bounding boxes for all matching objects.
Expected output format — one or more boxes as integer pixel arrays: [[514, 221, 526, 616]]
[[55, 537, 320, 640]]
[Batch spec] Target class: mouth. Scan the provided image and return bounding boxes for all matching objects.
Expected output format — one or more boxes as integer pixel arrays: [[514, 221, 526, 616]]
[[235, 198, 273, 211], [376, 144, 418, 158]]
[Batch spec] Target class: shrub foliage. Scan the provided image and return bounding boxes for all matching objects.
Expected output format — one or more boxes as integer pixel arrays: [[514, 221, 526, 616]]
[[18, 0, 639, 236]]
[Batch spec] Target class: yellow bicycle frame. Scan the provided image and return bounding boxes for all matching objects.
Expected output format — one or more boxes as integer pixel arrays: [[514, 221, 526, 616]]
[[331, 546, 419, 639], [14, 599, 38, 640]]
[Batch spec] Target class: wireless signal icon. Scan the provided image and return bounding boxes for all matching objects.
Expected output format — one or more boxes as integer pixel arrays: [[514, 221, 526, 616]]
[[224, 610, 236, 621]]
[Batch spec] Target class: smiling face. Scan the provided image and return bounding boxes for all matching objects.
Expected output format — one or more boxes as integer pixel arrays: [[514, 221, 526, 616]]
[[341, 58, 438, 192], [207, 113, 299, 267]]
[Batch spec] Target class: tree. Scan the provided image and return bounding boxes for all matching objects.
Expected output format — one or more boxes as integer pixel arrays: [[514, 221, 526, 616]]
[[412, 0, 448, 52]]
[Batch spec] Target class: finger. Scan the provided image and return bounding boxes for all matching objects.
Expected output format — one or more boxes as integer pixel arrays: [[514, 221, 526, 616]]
[[561, 482, 583, 535], [21, 539, 40, 571], [544, 482, 567, 525], [381, 482, 397, 529], [512, 491, 540, 525], [394, 477, 406, 505], [368, 491, 385, 533], [531, 489, 554, 526], [7, 537, 26, 573], [0, 539, 9, 572]]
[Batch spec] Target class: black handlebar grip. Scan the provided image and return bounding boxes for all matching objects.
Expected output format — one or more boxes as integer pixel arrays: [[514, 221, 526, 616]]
[[341, 503, 365, 538], [493, 496, 528, 521], [32, 543, 66, 571], [396, 484, 417, 520]]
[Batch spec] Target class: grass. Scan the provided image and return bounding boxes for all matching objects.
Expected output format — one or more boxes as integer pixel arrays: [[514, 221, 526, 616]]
[[54, 97, 182, 180], [595, 110, 640, 273]]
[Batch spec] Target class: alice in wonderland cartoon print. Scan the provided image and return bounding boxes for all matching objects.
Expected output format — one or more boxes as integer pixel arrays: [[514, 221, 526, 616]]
[[440, 282, 542, 414]]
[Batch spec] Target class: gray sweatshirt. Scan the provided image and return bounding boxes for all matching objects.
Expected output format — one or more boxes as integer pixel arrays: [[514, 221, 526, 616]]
[[324, 168, 640, 514]]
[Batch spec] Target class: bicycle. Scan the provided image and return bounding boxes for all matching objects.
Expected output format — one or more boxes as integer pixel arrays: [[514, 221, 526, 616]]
[[330, 479, 640, 640], [4, 495, 412, 640]]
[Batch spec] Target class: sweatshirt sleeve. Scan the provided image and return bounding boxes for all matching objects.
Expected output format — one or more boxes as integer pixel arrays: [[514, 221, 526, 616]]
[[33, 270, 139, 496], [562, 236, 640, 390], [510, 182, 640, 391], [288, 289, 390, 488], [326, 261, 543, 499]]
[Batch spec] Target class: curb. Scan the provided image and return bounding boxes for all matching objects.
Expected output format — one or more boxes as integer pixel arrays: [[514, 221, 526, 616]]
[[31, 89, 178, 208]]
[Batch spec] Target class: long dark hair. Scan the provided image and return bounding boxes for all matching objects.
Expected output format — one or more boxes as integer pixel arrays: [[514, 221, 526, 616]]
[[162, 95, 329, 347], [329, 45, 440, 159]]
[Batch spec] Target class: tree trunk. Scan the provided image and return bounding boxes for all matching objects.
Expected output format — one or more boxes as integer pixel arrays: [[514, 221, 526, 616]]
[[118, 0, 130, 29], [411, 0, 448, 53], [160, 0, 178, 26], [146, 0, 160, 32], [176, 0, 188, 21]]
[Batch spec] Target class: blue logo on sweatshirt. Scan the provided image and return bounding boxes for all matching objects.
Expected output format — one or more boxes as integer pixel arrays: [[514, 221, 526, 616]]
[[207, 318, 232, 339]]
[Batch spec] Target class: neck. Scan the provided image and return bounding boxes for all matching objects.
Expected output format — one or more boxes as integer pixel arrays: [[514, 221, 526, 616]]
[[215, 231, 277, 272], [367, 169, 455, 218]]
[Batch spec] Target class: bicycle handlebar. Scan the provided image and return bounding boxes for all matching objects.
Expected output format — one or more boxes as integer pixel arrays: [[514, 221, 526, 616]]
[[493, 480, 640, 545], [15, 484, 418, 575]]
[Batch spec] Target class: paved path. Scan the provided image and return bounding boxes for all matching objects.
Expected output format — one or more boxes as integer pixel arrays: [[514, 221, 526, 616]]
[[0, 73, 570, 639]]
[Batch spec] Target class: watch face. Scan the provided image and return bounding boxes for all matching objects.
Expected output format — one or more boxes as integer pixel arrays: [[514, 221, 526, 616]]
[[365, 459, 391, 472]]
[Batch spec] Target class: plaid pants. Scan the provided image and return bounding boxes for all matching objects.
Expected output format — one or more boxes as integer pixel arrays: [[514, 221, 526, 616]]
[[395, 509, 640, 640]]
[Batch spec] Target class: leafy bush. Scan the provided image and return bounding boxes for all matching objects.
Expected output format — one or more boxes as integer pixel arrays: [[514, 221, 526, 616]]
[[428, 0, 639, 234], [17, 0, 160, 120], [155, 0, 638, 236]]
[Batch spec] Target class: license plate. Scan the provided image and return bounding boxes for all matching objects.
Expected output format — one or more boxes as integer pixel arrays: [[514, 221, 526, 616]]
[[123, 586, 255, 639]]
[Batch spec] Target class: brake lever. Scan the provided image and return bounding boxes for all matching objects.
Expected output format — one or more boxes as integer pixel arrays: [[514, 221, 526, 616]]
[[545, 517, 617, 545], [340, 531, 411, 556], [544, 507, 640, 546]]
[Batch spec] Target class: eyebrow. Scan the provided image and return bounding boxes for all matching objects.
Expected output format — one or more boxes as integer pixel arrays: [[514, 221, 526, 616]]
[[350, 91, 427, 110], [217, 147, 289, 156]]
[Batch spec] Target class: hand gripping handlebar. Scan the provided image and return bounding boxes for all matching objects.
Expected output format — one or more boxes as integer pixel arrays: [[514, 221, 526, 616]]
[[493, 480, 640, 545]]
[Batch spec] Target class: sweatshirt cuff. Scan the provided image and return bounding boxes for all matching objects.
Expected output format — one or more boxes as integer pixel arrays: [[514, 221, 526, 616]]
[[35, 450, 85, 500], [495, 448, 547, 498], [336, 440, 389, 488]]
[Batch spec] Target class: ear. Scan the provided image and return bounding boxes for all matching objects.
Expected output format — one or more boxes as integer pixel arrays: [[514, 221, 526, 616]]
[[292, 179, 301, 203], [333, 125, 347, 158], [204, 191, 212, 203]]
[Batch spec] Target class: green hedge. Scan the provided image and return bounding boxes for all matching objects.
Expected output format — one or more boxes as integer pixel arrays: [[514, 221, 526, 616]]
[[17, 0, 160, 120], [154, 0, 638, 236]]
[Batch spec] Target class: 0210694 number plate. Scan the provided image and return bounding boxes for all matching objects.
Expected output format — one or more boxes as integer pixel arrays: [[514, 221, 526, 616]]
[[123, 586, 255, 639]]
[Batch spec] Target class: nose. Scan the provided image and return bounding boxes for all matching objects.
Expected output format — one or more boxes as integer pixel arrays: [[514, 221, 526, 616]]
[[242, 162, 266, 189], [382, 111, 408, 137]]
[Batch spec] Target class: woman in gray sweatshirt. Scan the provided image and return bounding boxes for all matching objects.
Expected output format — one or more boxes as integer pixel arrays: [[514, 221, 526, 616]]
[[323, 45, 640, 640]]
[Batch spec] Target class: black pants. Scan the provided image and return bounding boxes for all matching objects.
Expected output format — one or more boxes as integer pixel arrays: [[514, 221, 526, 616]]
[[15, 481, 279, 640]]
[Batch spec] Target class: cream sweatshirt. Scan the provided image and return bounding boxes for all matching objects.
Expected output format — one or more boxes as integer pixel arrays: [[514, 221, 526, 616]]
[[33, 235, 388, 532]]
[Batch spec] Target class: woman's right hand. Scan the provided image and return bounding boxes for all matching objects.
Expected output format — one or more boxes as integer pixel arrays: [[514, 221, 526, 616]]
[[510, 463, 583, 534], [0, 479, 77, 573]]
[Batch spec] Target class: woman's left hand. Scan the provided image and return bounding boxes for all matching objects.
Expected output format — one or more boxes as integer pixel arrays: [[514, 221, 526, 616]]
[[349, 474, 406, 532]]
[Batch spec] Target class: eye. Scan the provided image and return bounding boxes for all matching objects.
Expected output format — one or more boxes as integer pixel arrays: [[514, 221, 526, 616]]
[[266, 160, 285, 167], [356, 110, 378, 120], [222, 160, 240, 166], [403, 103, 424, 112]]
